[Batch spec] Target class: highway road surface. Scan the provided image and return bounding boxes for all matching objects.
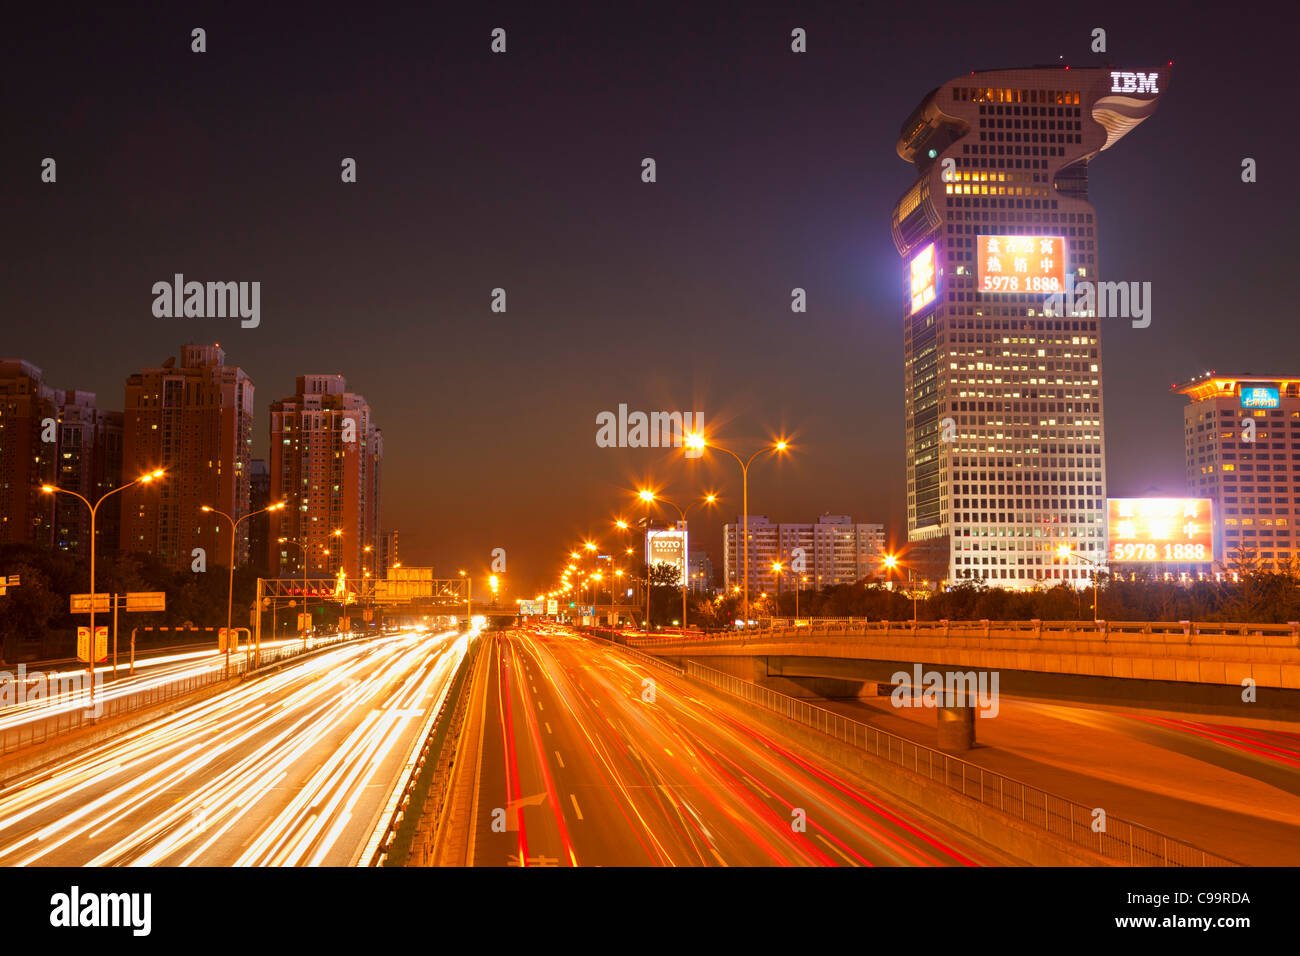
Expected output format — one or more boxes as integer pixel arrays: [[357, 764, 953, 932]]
[[0, 635, 369, 742], [0, 628, 466, 865], [454, 626, 991, 866]]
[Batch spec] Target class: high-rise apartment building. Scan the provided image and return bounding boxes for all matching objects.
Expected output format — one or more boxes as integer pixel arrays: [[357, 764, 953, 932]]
[[1175, 374, 1299, 572], [379, 529, 399, 577], [687, 550, 714, 594], [52, 391, 123, 556], [268, 375, 382, 582], [120, 344, 255, 570], [0, 361, 123, 555], [892, 66, 1166, 588], [247, 458, 272, 578], [0, 360, 60, 547], [723, 514, 885, 595]]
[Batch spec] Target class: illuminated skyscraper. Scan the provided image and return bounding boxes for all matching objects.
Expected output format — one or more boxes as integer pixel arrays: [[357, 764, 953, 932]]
[[891, 66, 1166, 588], [1175, 374, 1299, 572]]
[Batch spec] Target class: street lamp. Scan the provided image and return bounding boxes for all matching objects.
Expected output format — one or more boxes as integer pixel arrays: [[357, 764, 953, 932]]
[[771, 561, 783, 618], [683, 433, 788, 629], [883, 553, 917, 621], [637, 490, 655, 628], [771, 559, 803, 619], [1057, 544, 1102, 623], [278, 528, 341, 648], [638, 490, 718, 631], [459, 569, 471, 627], [203, 500, 285, 674], [42, 468, 165, 711]]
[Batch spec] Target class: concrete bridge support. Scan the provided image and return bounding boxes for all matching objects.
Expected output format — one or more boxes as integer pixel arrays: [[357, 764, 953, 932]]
[[936, 700, 976, 752]]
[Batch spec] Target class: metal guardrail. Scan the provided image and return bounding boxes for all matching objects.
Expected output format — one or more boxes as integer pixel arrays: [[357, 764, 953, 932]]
[[367, 634, 478, 867], [0, 631, 366, 758], [580, 628, 684, 675], [683, 660, 1238, 867]]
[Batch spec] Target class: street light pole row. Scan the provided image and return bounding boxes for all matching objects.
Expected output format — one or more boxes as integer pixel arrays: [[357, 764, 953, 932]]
[[541, 434, 791, 632]]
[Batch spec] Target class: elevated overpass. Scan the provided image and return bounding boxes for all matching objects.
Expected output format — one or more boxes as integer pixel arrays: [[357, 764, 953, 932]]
[[627, 619, 1300, 748]]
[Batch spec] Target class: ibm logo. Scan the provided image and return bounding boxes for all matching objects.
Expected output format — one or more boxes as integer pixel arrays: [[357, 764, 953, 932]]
[[1110, 72, 1159, 95]]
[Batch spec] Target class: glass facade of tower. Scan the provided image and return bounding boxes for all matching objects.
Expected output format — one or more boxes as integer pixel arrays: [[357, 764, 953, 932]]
[[891, 66, 1166, 588]]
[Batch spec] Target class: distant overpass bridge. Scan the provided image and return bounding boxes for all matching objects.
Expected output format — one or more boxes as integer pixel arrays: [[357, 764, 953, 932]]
[[626, 618, 1300, 746], [386, 600, 641, 624]]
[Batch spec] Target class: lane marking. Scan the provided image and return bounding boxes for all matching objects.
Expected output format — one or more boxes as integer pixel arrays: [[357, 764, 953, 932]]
[[537, 700, 544, 711], [569, 794, 584, 820], [554, 751, 565, 768], [816, 833, 860, 867], [544, 722, 552, 734]]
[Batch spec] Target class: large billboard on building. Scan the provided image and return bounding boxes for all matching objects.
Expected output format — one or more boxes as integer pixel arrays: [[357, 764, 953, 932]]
[[1107, 498, 1213, 563], [646, 529, 687, 583], [1240, 386, 1280, 409], [909, 243, 936, 314], [977, 235, 1066, 294]]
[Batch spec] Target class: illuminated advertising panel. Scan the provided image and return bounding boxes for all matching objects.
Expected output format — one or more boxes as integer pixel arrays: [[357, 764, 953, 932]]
[[909, 243, 936, 314], [977, 235, 1066, 294], [1107, 498, 1213, 563], [1240, 386, 1279, 409], [646, 529, 687, 582]]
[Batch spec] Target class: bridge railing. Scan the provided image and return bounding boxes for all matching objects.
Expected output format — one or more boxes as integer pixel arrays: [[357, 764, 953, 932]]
[[683, 659, 1238, 867], [628, 618, 1300, 649]]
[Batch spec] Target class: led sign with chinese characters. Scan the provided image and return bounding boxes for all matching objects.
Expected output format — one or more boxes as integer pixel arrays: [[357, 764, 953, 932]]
[[1240, 387, 1280, 409], [977, 235, 1066, 294], [1107, 498, 1213, 563], [977, 234, 1066, 291]]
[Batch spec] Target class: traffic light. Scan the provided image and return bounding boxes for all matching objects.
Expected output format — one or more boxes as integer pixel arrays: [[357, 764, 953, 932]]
[[489, 575, 500, 594]]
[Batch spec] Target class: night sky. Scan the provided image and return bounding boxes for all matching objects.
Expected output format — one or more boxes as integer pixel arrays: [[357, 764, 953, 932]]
[[5, 1, 1294, 594]]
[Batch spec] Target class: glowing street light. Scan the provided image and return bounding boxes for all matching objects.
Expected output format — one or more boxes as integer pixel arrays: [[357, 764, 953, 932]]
[[203, 500, 285, 672], [1057, 544, 1101, 623], [882, 553, 917, 621], [42, 469, 165, 708], [640, 490, 720, 628], [681, 433, 789, 628]]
